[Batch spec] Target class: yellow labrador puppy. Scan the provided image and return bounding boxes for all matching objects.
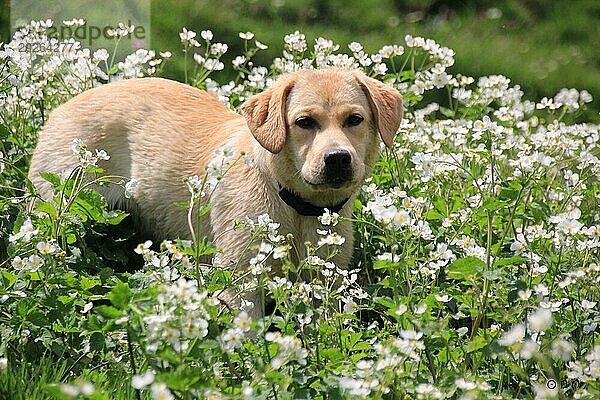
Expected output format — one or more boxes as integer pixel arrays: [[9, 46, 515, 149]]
[[28, 68, 403, 316]]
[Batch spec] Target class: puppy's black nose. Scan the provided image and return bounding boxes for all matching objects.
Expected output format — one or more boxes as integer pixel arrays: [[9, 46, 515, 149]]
[[323, 149, 353, 183]]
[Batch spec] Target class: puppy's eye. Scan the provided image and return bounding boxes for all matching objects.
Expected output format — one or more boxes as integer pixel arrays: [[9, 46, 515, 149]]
[[295, 116, 318, 130], [346, 114, 364, 127]]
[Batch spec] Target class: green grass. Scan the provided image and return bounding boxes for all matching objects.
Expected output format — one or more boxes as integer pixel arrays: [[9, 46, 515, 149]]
[[146, 0, 600, 118], [2, 0, 598, 116]]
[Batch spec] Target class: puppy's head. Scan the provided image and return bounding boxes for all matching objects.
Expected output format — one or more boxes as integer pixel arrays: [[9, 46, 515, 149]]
[[242, 69, 403, 205]]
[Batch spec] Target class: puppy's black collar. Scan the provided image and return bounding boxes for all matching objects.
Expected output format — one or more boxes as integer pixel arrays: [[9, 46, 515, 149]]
[[278, 184, 349, 217]]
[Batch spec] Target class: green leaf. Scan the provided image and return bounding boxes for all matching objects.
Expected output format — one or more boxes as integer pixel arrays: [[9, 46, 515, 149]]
[[446, 257, 485, 281], [160, 369, 203, 390], [106, 282, 131, 310], [89, 332, 106, 351], [321, 347, 344, 362], [108, 64, 119, 75], [466, 335, 488, 353], [105, 210, 129, 225], [373, 260, 398, 270], [439, 106, 455, 118], [39, 171, 63, 189], [95, 305, 123, 319], [425, 209, 444, 220], [52, 323, 80, 333], [1, 270, 18, 289], [482, 198, 508, 212], [71, 189, 107, 223], [493, 256, 526, 267], [57, 296, 75, 305], [35, 201, 57, 219], [373, 296, 396, 310], [80, 275, 101, 291], [197, 203, 212, 217], [27, 310, 47, 325]]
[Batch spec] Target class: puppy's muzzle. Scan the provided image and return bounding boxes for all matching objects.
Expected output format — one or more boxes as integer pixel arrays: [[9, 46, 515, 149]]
[[323, 149, 353, 185]]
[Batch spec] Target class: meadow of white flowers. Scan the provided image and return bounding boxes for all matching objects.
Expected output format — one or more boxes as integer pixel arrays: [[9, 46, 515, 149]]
[[0, 19, 599, 400]]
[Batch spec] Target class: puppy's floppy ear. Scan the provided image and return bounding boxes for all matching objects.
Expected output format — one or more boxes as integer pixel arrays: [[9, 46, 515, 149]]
[[241, 75, 295, 154], [354, 72, 403, 148]]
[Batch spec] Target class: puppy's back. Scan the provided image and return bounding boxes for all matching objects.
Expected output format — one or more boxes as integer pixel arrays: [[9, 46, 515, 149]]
[[28, 78, 241, 238]]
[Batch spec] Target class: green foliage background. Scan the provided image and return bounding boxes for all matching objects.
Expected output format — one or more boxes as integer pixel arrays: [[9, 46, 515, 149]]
[[1, 0, 599, 118]]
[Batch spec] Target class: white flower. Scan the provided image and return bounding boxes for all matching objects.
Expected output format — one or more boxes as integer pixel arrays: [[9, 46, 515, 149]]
[[518, 289, 532, 301], [61, 384, 80, 397], [272, 245, 289, 259], [232, 55, 246, 67], [318, 208, 339, 226], [520, 339, 539, 359], [36, 241, 58, 255], [211, 43, 228, 55], [82, 302, 93, 314], [132, 370, 155, 389], [348, 42, 363, 53], [179, 27, 197, 42], [190, 53, 204, 65], [9, 218, 39, 243], [234, 311, 252, 332], [124, 178, 138, 198], [93, 49, 109, 62], [415, 383, 443, 399], [265, 332, 308, 369], [455, 378, 477, 390], [24, 255, 44, 272], [135, 240, 153, 255], [551, 339, 574, 361], [499, 324, 525, 346], [580, 300, 597, 310], [527, 308, 552, 332], [200, 30, 213, 41], [377, 252, 400, 262], [0, 357, 7, 372], [395, 304, 408, 316], [151, 383, 174, 400], [342, 297, 358, 314], [63, 18, 85, 26], [434, 294, 452, 302], [317, 230, 346, 246], [255, 40, 268, 50], [239, 31, 254, 40], [414, 303, 427, 314]]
